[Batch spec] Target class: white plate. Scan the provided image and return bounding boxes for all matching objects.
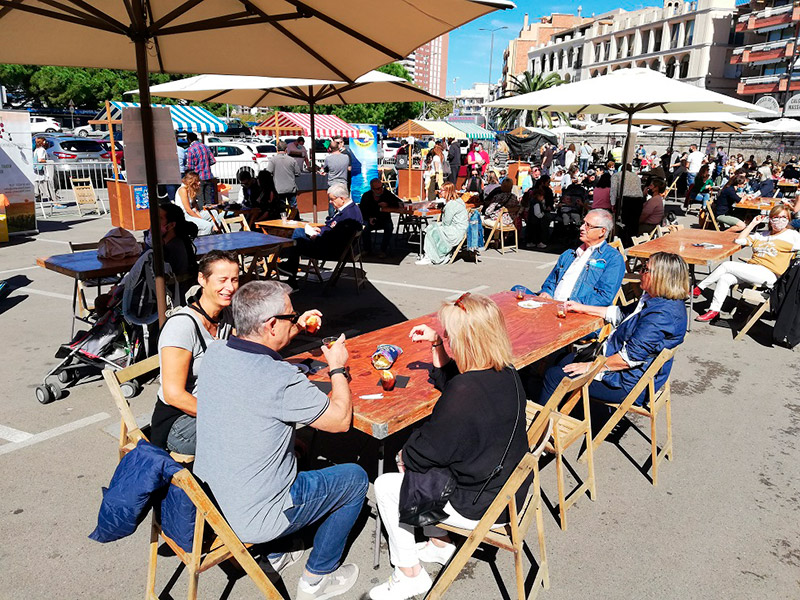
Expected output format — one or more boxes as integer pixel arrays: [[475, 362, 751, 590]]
[[518, 300, 544, 309]]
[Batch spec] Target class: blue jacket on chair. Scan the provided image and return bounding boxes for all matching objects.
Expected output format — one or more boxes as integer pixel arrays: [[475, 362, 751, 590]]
[[603, 296, 687, 404], [539, 241, 625, 306]]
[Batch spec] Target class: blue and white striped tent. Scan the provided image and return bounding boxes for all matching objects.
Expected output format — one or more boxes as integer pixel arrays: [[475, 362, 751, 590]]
[[103, 101, 226, 133]]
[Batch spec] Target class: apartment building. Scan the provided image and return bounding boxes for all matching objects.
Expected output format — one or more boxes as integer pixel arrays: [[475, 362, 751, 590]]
[[528, 0, 738, 95], [400, 34, 449, 98], [731, 0, 800, 115]]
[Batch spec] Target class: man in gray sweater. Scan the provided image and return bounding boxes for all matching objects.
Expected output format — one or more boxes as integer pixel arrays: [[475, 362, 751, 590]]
[[267, 140, 302, 210]]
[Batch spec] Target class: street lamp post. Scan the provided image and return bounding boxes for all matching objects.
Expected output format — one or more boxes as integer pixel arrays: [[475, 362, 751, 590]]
[[479, 26, 508, 91]]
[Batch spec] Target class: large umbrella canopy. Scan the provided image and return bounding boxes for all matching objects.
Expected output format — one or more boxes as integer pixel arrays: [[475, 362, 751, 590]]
[[0, 0, 511, 324], [0, 1, 513, 81], [415, 120, 468, 140], [134, 71, 443, 106], [744, 118, 800, 133], [488, 68, 776, 220], [607, 112, 754, 133]]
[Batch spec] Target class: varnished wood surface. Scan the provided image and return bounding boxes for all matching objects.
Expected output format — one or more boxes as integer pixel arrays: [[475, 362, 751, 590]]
[[288, 291, 603, 440], [38, 232, 293, 280], [734, 198, 778, 211], [625, 229, 740, 265], [255, 220, 324, 237]]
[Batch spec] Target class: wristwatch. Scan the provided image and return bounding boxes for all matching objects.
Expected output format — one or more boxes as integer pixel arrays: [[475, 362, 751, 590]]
[[328, 367, 348, 378]]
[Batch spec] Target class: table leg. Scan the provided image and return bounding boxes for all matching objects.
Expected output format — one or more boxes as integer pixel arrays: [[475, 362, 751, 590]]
[[687, 264, 695, 332], [373, 440, 385, 569], [70, 279, 79, 340]]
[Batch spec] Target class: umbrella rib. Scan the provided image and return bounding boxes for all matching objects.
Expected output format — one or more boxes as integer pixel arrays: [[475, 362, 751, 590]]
[[144, 0, 166, 72], [148, 0, 204, 32], [44, 0, 128, 33], [268, 20, 351, 82], [156, 12, 300, 36], [0, 0, 119, 32], [279, 0, 404, 60]]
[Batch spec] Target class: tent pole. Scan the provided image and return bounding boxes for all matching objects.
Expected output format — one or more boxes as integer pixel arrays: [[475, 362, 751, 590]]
[[310, 96, 318, 223], [699, 130, 705, 148], [669, 124, 677, 153], [133, 21, 168, 327], [615, 112, 633, 241]]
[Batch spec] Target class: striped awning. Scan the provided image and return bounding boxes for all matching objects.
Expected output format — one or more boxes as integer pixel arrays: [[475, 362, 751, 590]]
[[106, 101, 226, 133], [254, 111, 359, 138], [387, 119, 433, 138], [414, 120, 468, 140], [448, 122, 496, 140]]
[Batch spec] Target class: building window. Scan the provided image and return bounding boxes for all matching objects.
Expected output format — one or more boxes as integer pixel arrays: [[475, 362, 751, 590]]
[[604, 40, 611, 61], [679, 55, 690, 78], [670, 24, 680, 50], [617, 37, 624, 59], [684, 20, 694, 46], [642, 30, 650, 54], [627, 34, 634, 57], [665, 56, 677, 78], [595, 42, 602, 62], [762, 64, 787, 76], [650, 58, 660, 71], [654, 29, 662, 52]]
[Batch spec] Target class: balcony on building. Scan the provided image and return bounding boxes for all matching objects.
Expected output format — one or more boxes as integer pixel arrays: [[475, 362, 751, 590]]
[[735, 2, 800, 33], [737, 71, 800, 94], [731, 38, 796, 64]]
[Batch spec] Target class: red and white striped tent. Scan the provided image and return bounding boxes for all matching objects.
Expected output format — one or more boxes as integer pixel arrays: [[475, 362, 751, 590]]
[[254, 111, 359, 138]]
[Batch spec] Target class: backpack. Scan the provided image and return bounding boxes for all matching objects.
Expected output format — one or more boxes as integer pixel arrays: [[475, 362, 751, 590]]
[[442, 160, 452, 178], [98, 227, 141, 260], [121, 249, 179, 327]]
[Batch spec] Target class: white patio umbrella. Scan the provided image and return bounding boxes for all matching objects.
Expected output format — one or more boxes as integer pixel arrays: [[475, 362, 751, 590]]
[[608, 111, 754, 149], [744, 117, 800, 133], [0, 0, 512, 323], [131, 71, 443, 220], [487, 68, 777, 210]]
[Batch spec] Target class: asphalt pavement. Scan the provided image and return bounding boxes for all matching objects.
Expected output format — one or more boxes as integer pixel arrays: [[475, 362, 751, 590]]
[[0, 209, 798, 600]]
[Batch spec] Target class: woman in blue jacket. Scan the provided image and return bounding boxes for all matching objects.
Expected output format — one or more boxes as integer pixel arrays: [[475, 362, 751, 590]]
[[540, 252, 688, 405]]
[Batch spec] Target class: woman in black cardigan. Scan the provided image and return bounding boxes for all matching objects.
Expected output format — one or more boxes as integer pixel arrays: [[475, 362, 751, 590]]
[[369, 293, 528, 600]]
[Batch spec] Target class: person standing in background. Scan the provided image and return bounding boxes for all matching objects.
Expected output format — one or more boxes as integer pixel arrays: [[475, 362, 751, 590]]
[[267, 141, 301, 211], [579, 140, 592, 173], [321, 138, 351, 190], [286, 136, 312, 171], [33, 136, 59, 206], [446, 137, 461, 185], [184, 132, 217, 208]]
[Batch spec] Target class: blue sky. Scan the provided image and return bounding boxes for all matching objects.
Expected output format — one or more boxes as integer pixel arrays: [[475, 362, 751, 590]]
[[447, 1, 662, 95]]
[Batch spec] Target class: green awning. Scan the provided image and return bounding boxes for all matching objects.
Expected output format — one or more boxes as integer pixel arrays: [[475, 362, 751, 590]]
[[448, 121, 495, 140]]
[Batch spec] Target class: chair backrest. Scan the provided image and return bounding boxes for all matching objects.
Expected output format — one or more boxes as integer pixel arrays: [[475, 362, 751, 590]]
[[221, 214, 250, 233], [621, 346, 678, 405], [102, 356, 159, 457], [70, 177, 98, 205], [608, 238, 625, 257], [69, 241, 100, 252], [527, 355, 607, 449]]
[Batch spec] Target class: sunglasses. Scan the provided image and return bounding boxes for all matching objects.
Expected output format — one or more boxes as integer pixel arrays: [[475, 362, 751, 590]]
[[273, 312, 300, 324], [453, 292, 470, 311], [580, 222, 605, 230]]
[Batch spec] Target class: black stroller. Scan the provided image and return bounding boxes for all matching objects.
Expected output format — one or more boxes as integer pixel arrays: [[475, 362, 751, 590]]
[[36, 250, 177, 404]]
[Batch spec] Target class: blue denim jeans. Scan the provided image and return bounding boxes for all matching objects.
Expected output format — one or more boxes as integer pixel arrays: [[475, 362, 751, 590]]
[[272, 464, 368, 575], [686, 172, 696, 188], [579, 158, 589, 173], [540, 352, 629, 405], [792, 218, 800, 230]]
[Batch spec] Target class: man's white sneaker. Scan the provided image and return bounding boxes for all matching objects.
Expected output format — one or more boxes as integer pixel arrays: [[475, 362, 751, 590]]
[[295, 563, 359, 600], [266, 548, 304, 574], [414, 257, 432, 265], [369, 567, 433, 600], [416, 540, 456, 565]]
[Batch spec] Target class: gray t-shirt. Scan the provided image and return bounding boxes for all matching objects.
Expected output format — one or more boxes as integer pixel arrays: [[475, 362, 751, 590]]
[[324, 152, 350, 187], [193, 338, 330, 544], [156, 306, 233, 402], [266, 153, 301, 194]]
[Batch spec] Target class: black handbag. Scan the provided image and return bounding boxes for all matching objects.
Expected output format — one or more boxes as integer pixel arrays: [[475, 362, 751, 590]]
[[398, 368, 523, 528]]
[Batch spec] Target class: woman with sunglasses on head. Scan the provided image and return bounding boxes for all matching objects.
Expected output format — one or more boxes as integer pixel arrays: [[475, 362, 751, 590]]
[[415, 183, 469, 266], [369, 293, 529, 600], [540, 252, 689, 406], [694, 205, 800, 322], [150, 250, 240, 455]]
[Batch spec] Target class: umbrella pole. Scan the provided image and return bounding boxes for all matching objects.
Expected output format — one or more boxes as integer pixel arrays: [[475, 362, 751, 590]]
[[615, 112, 633, 241], [669, 125, 677, 153], [134, 31, 168, 327], [699, 130, 705, 149], [310, 97, 318, 223]]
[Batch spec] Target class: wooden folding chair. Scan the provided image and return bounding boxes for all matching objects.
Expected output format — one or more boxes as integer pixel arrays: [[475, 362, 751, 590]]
[[447, 234, 468, 264], [483, 208, 518, 254], [733, 287, 771, 342], [70, 177, 107, 216], [220, 214, 251, 233], [699, 198, 720, 231], [427, 356, 606, 600], [103, 357, 194, 465], [663, 178, 679, 202], [524, 356, 607, 531], [303, 230, 365, 293], [608, 239, 639, 306], [588, 347, 678, 486]]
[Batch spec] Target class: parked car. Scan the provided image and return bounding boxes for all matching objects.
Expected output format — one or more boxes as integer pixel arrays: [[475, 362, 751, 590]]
[[221, 120, 253, 138], [30, 116, 61, 133], [207, 142, 259, 183], [73, 124, 96, 137], [381, 140, 403, 160], [98, 138, 124, 166], [39, 136, 115, 189]]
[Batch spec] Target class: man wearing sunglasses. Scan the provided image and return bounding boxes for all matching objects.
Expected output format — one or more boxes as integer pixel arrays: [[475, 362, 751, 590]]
[[535, 208, 625, 307], [194, 281, 367, 600]]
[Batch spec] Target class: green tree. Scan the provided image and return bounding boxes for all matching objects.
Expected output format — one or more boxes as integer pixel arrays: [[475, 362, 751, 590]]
[[495, 72, 568, 130], [424, 100, 454, 120]]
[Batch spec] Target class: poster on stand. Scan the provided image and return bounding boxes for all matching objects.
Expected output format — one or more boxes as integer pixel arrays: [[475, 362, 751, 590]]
[[0, 111, 37, 236], [122, 106, 181, 185], [349, 124, 379, 204]]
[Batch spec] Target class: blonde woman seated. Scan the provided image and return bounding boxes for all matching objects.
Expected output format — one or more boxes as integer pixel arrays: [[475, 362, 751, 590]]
[[175, 170, 220, 236], [482, 178, 519, 228], [369, 293, 529, 600], [694, 205, 800, 322], [415, 183, 468, 265]]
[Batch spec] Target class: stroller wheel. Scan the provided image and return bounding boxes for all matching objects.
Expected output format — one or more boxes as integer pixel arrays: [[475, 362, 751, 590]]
[[57, 370, 74, 384], [120, 380, 141, 399], [36, 384, 55, 404]]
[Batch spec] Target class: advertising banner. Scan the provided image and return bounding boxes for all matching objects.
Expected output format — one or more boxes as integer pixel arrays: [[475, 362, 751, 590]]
[[0, 111, 37, 236], [349, 123, 379, 203]]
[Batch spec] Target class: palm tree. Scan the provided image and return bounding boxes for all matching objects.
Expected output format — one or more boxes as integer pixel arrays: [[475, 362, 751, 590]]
[[495, 72, 569, 130]]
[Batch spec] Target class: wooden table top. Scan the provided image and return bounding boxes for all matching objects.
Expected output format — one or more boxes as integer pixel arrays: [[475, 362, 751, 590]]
[[255, 219, 324, 234], [38, 232, 293, 280], [288, 291, 603, 440], [626, 229, 740, 266], [734, 198, 777, 211]]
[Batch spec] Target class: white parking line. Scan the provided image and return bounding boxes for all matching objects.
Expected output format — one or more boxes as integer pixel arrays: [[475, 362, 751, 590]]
[[36, 238, 71, 245], [363, 279, 465, 294], [7, 286, 72, 300], [0, 266, 38, 276], [479, 254, 554, 265], [0, 412, 110, 456], [536, 261, 557, 270], [0, 424, 34, 443]]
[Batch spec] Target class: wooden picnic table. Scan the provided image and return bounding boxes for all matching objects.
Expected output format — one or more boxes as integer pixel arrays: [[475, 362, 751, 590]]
[[734, 197, 778, 212], [255, 219, 325, 237], [626, 229, 741, 329], [288, 289, 602, 568]]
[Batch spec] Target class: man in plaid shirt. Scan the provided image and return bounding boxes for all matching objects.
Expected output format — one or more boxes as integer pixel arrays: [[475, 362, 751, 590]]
[[185, 132, 216, 208]]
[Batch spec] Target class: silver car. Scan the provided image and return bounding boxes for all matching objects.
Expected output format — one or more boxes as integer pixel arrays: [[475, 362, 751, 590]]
[[40, 136, 115, 189]]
